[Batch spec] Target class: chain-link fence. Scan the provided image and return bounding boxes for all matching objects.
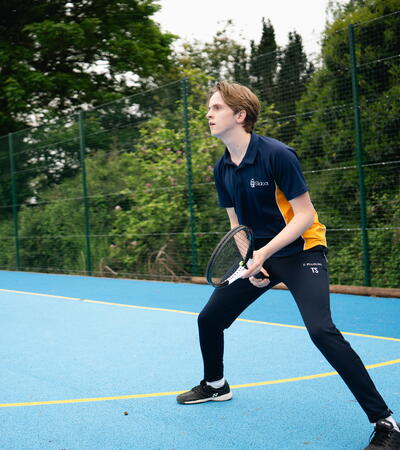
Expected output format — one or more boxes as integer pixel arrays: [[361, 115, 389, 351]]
[[1, 13, 399, 288]]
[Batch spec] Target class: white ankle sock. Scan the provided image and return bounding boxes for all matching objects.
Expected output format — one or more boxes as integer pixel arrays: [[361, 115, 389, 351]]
[[206, 377, 225, 389], [379, 416, 400, 432], [388, 416, 400, 432]]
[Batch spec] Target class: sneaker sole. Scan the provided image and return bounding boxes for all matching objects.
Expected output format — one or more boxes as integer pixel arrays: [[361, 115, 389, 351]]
[[178, 392, 233, 405]]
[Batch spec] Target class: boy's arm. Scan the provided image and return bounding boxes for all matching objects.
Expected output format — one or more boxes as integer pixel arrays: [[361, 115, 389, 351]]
[[241, 192, 315, 279], [226, 207, 239, 228]]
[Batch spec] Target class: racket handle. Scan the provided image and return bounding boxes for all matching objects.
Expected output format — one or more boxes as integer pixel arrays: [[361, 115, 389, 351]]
[[254, 272, 268, 280]]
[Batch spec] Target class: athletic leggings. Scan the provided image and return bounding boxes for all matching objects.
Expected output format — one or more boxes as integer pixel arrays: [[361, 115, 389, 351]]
[[198, 245, 391, 423]]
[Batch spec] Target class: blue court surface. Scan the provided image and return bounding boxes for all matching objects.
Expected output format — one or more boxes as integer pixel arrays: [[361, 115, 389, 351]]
[[0, 271, 399, 450]]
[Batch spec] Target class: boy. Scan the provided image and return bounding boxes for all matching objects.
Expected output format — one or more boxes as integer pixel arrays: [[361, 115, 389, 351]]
[[176, 81, 400, 450]]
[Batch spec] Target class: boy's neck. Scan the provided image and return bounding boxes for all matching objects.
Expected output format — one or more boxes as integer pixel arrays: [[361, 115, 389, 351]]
[[223, 130, 252, 166]]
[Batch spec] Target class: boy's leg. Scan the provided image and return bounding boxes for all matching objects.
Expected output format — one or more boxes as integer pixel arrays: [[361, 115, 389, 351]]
[[176, 277, 278, 404], [198, 277, 278, 381], [266, 248, 392, 423]]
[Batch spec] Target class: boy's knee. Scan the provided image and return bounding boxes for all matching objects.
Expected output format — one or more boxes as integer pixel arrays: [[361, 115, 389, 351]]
[[197, 309, 233, 331], [198, 310, 213, 329], [307, 323, 338, 347]]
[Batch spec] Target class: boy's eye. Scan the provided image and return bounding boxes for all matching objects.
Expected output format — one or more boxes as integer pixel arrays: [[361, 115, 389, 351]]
[[208, 104, 222, 112]]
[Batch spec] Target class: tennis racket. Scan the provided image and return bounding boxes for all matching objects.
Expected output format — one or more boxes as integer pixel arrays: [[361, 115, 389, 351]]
[[206, 225, 266, 288]]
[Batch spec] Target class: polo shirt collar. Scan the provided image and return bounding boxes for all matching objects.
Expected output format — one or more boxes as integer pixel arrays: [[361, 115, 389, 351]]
[[222, 132, 259, 167]]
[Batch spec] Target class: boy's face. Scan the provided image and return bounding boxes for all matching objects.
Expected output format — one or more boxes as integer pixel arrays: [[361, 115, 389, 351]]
[[207, 91, 243, 138]]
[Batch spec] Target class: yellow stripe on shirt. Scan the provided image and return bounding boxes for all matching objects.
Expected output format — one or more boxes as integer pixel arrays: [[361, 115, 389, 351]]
[[275, 186, 327, 251]]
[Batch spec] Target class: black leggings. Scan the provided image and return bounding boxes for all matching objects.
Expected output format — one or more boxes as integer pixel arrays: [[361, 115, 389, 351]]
[[198, 246, 391, 423]]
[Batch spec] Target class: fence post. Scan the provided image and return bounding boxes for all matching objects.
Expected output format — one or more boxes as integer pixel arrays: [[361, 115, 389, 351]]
[[8, 132, 21, 270], [348, 24, 370, 286], [78, 111, 92, 275], [181, 78, 199, 276]]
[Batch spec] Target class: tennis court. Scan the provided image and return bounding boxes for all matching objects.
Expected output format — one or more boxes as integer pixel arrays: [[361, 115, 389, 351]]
[[1, 270, 399, 449]]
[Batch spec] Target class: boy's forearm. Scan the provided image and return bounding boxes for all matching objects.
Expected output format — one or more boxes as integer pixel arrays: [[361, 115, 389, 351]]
[[259, 211, 315, 260]]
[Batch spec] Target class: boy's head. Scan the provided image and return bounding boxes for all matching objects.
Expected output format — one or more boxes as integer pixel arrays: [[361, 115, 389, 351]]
[[208, 81, 261, 133]]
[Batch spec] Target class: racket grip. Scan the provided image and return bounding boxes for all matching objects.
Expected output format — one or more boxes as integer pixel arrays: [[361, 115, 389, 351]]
[[254, 272, 268, 280]]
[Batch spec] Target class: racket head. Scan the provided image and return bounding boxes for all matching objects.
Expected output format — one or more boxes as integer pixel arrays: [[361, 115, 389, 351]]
[[206, 225, 254, 288]]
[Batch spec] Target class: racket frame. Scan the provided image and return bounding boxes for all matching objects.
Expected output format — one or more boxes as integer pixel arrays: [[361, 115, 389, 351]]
[[206, 225, 254, 288]]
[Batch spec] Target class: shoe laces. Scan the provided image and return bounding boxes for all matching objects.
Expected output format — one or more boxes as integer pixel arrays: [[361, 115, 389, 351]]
[[192, 380, 209, 394], [369, 421, 400, 448]]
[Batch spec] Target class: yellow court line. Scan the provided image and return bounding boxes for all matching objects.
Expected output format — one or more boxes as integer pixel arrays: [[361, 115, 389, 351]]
[[1, 288, 400, 342], [232, 358, 400, 388], [0, 391, 186, 408], [1, 359, 399, 408], [0, 288, 82, 302], [0, 289, 198, 316], [236, 318, 400, 342], [84, 299, 198, 316]]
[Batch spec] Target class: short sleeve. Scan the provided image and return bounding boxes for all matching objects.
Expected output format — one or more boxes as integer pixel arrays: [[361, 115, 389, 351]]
[[213, 164, 233, 208], [272, 147, 308, 200]]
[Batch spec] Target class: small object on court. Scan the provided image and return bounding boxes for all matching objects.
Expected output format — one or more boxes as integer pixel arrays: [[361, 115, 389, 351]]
[[123, 411, 128, 415]]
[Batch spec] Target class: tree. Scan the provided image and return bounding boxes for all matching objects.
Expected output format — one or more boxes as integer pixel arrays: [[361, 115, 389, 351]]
[[173, 21, 248, 84], [249, 18, 278, 105], [0, 0, 176, 215], [0, 0, 176, 135], [274, 31, 314, 142], [233, 46, 250, 87]]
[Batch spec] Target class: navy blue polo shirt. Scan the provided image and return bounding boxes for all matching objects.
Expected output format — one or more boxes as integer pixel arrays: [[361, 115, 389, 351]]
[[213, 133, 327, 256]]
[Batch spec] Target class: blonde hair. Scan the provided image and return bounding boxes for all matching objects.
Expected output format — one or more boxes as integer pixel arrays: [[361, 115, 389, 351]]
[[209, 81, 261, 132]]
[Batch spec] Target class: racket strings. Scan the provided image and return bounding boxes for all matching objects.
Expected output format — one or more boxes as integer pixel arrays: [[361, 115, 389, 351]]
[[210, 229, 252, 285]]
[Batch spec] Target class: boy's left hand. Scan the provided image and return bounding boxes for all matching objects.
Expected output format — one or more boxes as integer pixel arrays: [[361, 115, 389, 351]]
[[241, 249, 270, 288]]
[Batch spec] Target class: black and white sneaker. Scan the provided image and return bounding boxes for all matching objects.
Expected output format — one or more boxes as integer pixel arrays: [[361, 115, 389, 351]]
[[176, 380, 233, 404], [364, 419, 400, 449]]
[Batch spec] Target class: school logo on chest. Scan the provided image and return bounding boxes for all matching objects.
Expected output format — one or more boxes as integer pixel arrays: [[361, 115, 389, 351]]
[[250, 178, 269, 188]]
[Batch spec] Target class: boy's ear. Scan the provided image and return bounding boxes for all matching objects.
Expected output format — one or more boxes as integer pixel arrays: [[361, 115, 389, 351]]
[[236, 110, 247, 123]]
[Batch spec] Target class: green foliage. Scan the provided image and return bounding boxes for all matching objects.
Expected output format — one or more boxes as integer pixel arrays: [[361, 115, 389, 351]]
[[0, 0, 177, 219], [106, 106, 227, 278], [0, 218, 15, 269], [173, 21, 248, 83], [0, 0, 176, 135], [249, 18, 278, 104], [14, 150, 130, 274], [18, 198, 86, 273], [276, 31, 313, 110]]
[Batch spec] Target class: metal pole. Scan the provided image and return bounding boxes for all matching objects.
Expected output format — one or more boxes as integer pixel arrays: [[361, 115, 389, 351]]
[[78, 111, 92, 275], [348, 24, 370, 286], [8, 132, 21, 270], [181, 78, 199, 276]]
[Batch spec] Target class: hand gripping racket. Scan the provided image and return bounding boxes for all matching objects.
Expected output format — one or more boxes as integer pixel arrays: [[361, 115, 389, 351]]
[[206, 225, 266, 288]]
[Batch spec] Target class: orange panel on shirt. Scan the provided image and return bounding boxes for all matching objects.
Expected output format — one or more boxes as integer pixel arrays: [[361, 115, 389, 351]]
[[275, 186, 327, 250]]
